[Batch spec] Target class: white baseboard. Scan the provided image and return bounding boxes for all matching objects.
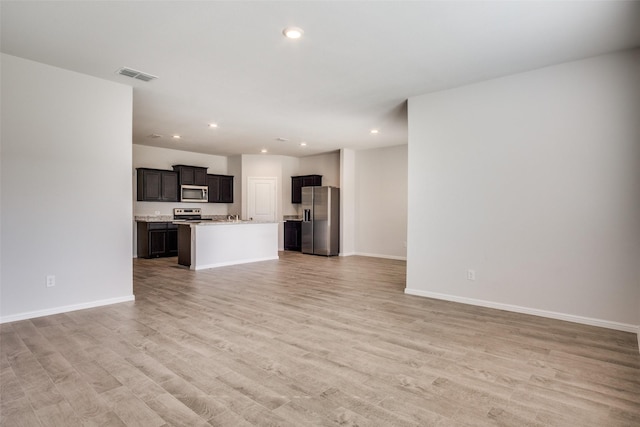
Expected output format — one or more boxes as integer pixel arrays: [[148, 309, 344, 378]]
[[354, 252, 407, 261], [404, 288, 639, 334], [339, 252, 356, 257], [193, 256, 279, 270], [0, 295, 135, 324]]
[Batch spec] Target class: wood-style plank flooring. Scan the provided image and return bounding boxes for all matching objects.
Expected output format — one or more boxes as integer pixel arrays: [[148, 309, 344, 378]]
[[1, 252, 639, 426]]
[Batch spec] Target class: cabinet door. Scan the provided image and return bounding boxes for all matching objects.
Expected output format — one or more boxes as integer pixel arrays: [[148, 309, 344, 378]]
[[284, 221, 302, 251], [302, 175, 321, 187], [174, 165, 208, 186], [137, 169, 178, 202], [161, 171, 178, 201], [194, 168, 207, 186], [139, 169, 162, 201], [207, 174, 220, 202], [208, 174, 234, 203], [291, 177, 302, 204], [149, 230, 166, 257], [180, 167, 195, 185], [291, 175, 321, 204], [219, 176, 234, 203]]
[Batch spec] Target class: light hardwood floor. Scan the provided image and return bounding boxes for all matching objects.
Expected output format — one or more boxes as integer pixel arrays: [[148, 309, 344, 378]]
[[1, 252, 639, 426]]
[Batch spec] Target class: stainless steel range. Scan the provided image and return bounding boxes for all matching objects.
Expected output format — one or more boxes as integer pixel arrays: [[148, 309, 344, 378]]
[[173, 208, 212, 223]]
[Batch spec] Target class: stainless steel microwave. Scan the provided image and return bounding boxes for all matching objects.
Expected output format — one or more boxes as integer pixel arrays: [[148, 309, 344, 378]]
[[180, 185, 208, 202]]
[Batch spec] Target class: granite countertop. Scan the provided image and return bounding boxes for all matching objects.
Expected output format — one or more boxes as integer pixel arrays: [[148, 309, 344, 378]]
[[135, 214, 229, 222], [183, 220, 281, 226], [136, 214, 289, 224], [135, 215, 173, 222]]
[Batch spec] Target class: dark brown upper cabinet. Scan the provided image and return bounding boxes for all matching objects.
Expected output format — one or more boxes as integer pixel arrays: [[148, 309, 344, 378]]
[[172, 165, 208, 186], [137, 168, 178, 202], [207, 174, 234, 203], [291, 175, 322, 203]]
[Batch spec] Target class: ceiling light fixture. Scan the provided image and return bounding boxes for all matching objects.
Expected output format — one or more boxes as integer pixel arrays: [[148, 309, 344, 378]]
[[300, 142, 307, 147], [261, 149, 268, 153], [208, 123, 218, 128], [370, 129, 379, 134], [172, 135, 181, 139], [283, 27, 304, 39]]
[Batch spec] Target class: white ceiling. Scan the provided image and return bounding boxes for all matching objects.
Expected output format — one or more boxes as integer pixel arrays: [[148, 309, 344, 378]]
[[2, 1, 639, 158]]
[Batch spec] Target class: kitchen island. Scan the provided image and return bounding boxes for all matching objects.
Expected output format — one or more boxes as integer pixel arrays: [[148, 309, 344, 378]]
[[177, 221, 279, 270]]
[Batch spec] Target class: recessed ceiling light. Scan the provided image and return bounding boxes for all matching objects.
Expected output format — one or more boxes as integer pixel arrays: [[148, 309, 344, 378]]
[[276, 137, 289, 142], [370, 129, 379, 134], [172, 135, 181, 139], [208, 123, 218, 128], [300, 142, 307, 147], [261, 149, 268, 153], [283, 27, 304, 39]]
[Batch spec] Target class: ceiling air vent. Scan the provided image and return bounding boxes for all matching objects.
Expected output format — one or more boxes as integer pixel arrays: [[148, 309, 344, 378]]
[[116, 67, 158, 82]]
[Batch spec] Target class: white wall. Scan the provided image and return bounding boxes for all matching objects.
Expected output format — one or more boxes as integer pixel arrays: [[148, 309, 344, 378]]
[[281, 156, 300, 217], [299, 151, 341, 187], [1, 54, 134, 322], [406, 50, 640, 332], [355, 145, 407, 259]]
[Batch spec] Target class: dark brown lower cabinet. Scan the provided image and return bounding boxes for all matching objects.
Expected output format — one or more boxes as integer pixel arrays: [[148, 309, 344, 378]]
[[284, 220, 302, 251], [137, 222, 178, 258]]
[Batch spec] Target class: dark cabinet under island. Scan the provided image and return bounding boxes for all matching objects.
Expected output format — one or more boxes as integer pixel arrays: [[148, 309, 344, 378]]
[[137, 222, 178, 258]]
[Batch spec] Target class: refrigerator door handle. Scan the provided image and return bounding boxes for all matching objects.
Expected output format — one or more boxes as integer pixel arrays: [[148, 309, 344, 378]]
[[303, 209, 311, 222]]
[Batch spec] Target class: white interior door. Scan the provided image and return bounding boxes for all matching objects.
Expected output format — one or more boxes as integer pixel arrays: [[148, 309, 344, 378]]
[[247, 177, 276, 221]]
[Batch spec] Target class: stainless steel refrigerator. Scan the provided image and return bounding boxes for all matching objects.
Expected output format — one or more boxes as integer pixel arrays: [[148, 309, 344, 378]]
[[301, 186, 340, 256]]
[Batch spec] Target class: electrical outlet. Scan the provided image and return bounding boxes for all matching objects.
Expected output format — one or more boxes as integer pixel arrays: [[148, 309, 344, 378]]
[[46, 275, 55, 287], [467, 269, 476, 281]]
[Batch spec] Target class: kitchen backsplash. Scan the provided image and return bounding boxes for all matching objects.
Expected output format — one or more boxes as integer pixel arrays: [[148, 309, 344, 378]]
[[283, 214, 302, 220]]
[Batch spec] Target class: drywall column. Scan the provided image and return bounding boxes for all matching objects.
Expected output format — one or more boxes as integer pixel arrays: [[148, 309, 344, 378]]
[[227, 155, 242, 218], [340, 149, 356, 256]]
